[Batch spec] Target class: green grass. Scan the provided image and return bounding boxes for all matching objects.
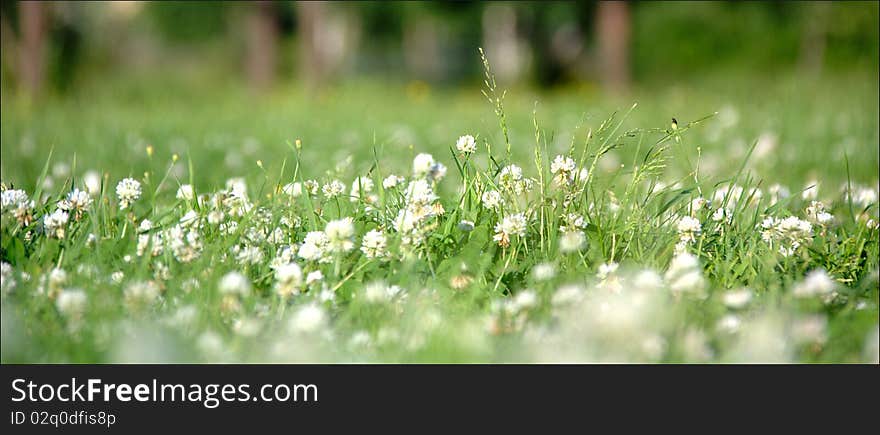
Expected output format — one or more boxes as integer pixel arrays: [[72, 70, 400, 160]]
[[1, 67, 878, 363]]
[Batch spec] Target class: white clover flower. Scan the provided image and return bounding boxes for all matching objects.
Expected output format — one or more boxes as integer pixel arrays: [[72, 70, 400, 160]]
[[456, 134, 477, 154], [1, 262, 16, 294], [110, 271, 124, 284], [43, 209, 69, 239], [767, 183, 790, 204], [498, 164, 524, 192], [176, 184, 195, 201], [867, 219, 878, 230], [493, 213, 527, 247], [851, 186, 878, 208], [558, 230, 586, 253], [361, 230, 388, 259], [306, 270, 324, 285], [551, 284, 584, 306], [382, 175, 405, 189], [427, 162, 447, 182], [225, 178, 248, 196], [717, 314, 742, 334], [299, 231, 330, 262], [322, 180, 346, 199], [412, 153, 435, 178], [219, 271, 251, 296], [274, 263, 303, 297], [83, 170, 102, 196], [633, 269, 663, 290], [711, 207, 731, 223], [481, 190, 503, 210], [325, 218, 355, 253], [236, 245, 264, 265], [115, 178, 142, 210], [303, 180, 320, 196], [597, 262, 619, 280], [792, 269, 836, 298], [512, 290, 538, 311], [550, 155, 576, 175], [665, 252, 705, 297], [676, 215, 702, 244], [59, 188, 93, 215], [690, 197, 710, 214], [805, 201, 833, 225], [722, 288, 753, 309], [288, 303, 327, 334], [282, 182, 302, 197], [532, 263, 556, 281], [56, 288, 88, 319], [350, 176, 375, 203], [2, 189, 35, 225], [123, 280, 160, 308]]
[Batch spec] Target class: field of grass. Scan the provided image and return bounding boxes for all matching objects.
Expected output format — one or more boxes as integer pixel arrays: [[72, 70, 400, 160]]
[[1, 64, 878, 363]]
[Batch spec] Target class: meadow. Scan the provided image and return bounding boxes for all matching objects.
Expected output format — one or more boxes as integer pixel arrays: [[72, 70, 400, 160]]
[[1, 59, 878, 363]]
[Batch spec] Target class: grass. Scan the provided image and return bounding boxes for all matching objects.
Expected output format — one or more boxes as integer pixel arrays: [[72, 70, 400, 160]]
[[1, 61, 878, 363]]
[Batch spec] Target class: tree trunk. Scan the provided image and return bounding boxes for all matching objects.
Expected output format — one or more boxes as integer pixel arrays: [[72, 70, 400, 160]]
[[297, 1, 328, 91], [245, 1, 279, 92], [596, 1, 630, 93], [19, 1, 49, 98], [799, 2, 830, 75]]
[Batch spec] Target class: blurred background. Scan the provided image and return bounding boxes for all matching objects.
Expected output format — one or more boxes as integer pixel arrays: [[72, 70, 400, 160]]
[[1, 1, 878, 98], [1, 1, 878, 193]]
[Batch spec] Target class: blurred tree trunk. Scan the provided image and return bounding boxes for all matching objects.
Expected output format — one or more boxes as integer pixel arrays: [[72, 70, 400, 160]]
[[596, 1, 630, 93], [245, 1, 279, 91], [482, 3, 527, 85], [799, 2, 830, 75], [403, 14, 442, 81], [19, 1, 49, 98], [297, 1, 328, 90]]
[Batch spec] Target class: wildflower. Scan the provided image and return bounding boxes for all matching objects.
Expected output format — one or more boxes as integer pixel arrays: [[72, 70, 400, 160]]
[[665, 252, 705, 297], [1, 189, 34, 225], [282, 182, 302, 197], [456, 134, 477, 154], [59, 188, 92, 216], [805, 201, 833, 225], [288, 303, 327, 334], [597, 262, 619, 280], [722, 288, 753, 309], [412, 153, 435, 178], [760, 216, 813, 256], [481, 190, 503, 210], [427, 162, 447, 182], [123, 280, 161, 308], [550, 155, 577, 185], [711, 207, 731, 223], [83, 170, 102, 195], [382, 175, 405, 189], [176, 184, 195, 201], [498, 164, 531, 194], [361, 229, 388, 259], [532, 263, 556, 281], [350, 176, 376, 203], [299, 231, 330, 263], [493, 213, 527, 247], [322, 180, 345, 199], [558, 230, 586, 253], [115, 178, 142, 210], [325, 218, 355, 253], [767, 183, 790, 205], [236, 245, 264, 265], [1, 262, 16, 294], [676, 216, 702, 244], [306, 270, 324, 285], [792, 269, 835, 298], [274, 263, 303, 297], [43, 210, 69, 239], [55, 288, 88, 320], [219, 271, 251, 296], [690, 197, 710, 214], [303, 180, 320, 196]]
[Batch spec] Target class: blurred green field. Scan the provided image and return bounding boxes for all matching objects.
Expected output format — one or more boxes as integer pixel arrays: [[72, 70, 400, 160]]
[[2, 67, 879, 363]]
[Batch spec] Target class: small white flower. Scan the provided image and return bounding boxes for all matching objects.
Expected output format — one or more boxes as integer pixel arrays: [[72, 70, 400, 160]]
[[677, 215, 702, 243], [550, 155, 576, 174], [115, 178, 142, 210], [43, 210, 69, 239], [456, 134, 477, 154], [360, 229, 388, 259], [559, 230, 586, 253], [792, 269, 836, 298], [801, 181, 819, 201], [722, 288, 753, 309], [532, 263, 556, 281], [274, 263, 303, 297], [597, 262, 619, 280], [325, 218, 355, 253], [382, 175, 405, 189], [493, 213, 527, 247], [481, 190, 503, 210], [219, 271, 251, 296], [306, 270, 324, 285], [288, 303, 327, 333], [322, 180, 346, 199], [59, 188, 93, 214], [56, 288, 88, 319], [412, 153, 435, 178], [83, 170, 102, 196], [176, 184, 195, 201]]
